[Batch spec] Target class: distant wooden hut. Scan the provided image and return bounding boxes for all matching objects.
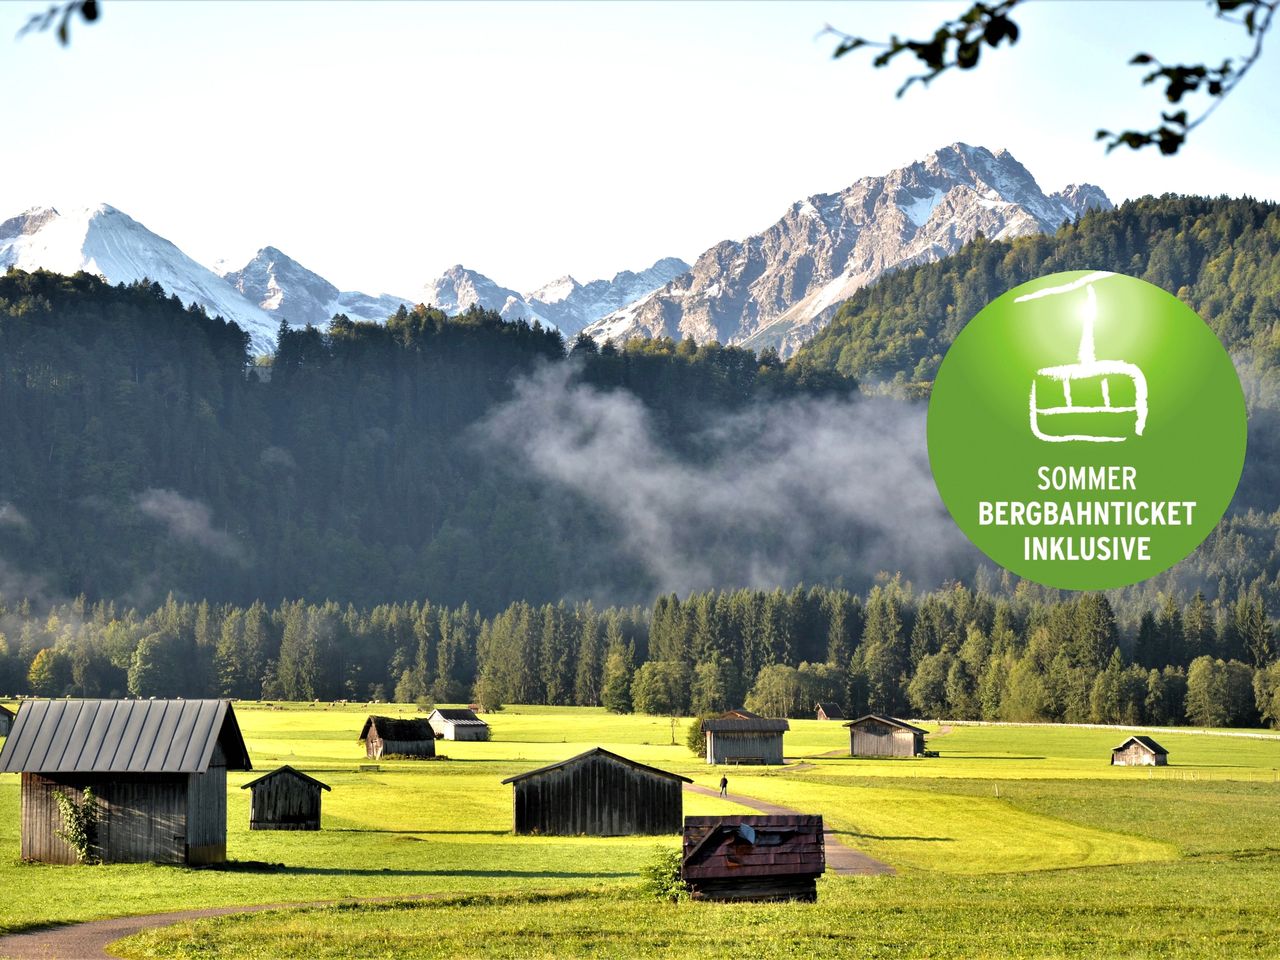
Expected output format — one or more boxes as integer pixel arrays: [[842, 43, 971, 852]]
[[427, 708, 490, 741], [1111, 735, 1168, 766], [241, 765, 330, 830], [682, 815, 826, 902], [501, 747, 691, 836], [702, 714, 789, 765], [814, 702, 844, 721], [0, 704, 14, 738], [845, 714, 927, 758], [0, 699, 251, 865], [358, 716, 435, 759]]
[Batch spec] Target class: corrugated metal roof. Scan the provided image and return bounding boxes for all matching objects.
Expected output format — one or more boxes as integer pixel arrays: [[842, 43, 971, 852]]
[[430, 709, 488, 726], [501, 747, 694, 784], [843, 713, 928, 735], [702, 717, 790, 733], [1113, 734, 1168, 754], [0, 699, 251, 774]]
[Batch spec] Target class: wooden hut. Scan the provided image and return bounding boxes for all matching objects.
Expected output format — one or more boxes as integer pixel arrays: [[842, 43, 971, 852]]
[[681, 815, 826, 902], [501, 747, 691, 836], [814, 702, 844, 721], [845, 714, 927, 758], [1111, 735, 1168, 766], [0, 704, 14, 738], [358, 716, 435, 758], [241, 765, 330, 830], [427, 708, 490, 741], [0, 699, 251, 865], [702, 714, 788, 765]]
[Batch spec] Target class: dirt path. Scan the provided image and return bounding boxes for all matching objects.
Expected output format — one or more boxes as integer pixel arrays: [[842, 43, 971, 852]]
[[0, 894, 440, 960], [685, 783, 895, 876]]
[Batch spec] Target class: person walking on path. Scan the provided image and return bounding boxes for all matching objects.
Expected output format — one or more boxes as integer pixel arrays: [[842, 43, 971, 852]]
[[719, 774, 728, 797]]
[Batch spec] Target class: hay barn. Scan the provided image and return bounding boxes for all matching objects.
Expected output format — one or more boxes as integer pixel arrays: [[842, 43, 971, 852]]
[[0, 704, 14, 738], [845, 714, 927, 758], [241, 765, 330, 830], [681, 815, 826, 902], [501, 747, 691, 836], [0, 699, 251, 865], [427, 708, 490, 741], [702, 714, 788, 765], [358, 716, 435, 758], [1111, 735, 1168, 766], [814, 702, 844, 721]]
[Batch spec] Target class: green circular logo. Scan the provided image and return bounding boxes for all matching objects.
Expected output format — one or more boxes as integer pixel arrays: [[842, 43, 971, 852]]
[[927, 270, 1246, 591]]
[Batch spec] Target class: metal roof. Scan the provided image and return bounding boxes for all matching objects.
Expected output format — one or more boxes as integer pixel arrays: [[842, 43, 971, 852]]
[[429, 708, 488, 726], [241, 764, 331, 792], [501, 747, 693, 785], [1113, 734, 1168, 754], [702, 717, 790, 733], [0, 699, 251, 774], [843, 713, 929, 735]]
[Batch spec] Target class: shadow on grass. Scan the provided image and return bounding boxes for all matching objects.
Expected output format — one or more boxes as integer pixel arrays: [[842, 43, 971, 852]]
[[331, 828, 510, 836], [280, 867, 638, 878], [830, 830, 953, 842]]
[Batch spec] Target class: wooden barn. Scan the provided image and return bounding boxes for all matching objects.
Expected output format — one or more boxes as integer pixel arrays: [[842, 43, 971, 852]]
[[845, 714, 927, 758], [358, 716, 435, 758], [0, 699, 251, 865], [241, 765, 330, 830], [702, 714, 789, 765], [1111, 735, 1168, 766], [0, 704, 14, 738], [427, 708, 490, 741], [501, 747, 691, 836], [814, 702, 844, 721], [681, 815, 826, 902]]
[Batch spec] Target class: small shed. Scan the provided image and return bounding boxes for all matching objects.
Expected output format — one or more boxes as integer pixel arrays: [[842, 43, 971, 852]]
[[358, 716, 435, 758], [815, 702, 844, 721], [682, 815, 826, 902], [501, 747, 691, 836], [702, 714, 789, 765], [427, 708, 490, 741], [0, 704, 14, 738], [241, 765, 330, 830], [845, 714, 927, 758], [0, 699, 251, 865], [1111, 735, 1168, 766]]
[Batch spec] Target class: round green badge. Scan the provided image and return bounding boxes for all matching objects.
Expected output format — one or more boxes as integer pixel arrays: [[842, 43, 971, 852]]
[[927, 270, 1246, 591]]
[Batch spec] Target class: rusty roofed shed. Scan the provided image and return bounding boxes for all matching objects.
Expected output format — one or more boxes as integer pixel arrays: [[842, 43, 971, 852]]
[[501, 747, 691, 836], [1111, 735, 1168, 766], [241, 765, 330, 830], [358, 716, 435, 759], [702, 715, 788, 765], [682, 815, 826, 902], [845, 714, 927, 758], [0, 699, 251, 865]]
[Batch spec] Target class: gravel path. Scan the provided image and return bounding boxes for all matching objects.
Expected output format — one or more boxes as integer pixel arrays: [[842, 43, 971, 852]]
[[684, 783, 895, 876]]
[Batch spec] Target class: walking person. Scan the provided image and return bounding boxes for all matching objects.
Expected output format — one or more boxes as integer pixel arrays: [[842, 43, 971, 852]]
[[719, 774, 728, 798]]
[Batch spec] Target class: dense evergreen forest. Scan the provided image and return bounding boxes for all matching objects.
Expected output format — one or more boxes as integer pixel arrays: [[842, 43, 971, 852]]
[[4, 581, 1277, 729]]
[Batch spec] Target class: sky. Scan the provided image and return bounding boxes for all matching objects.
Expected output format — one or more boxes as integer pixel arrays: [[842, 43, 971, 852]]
[[2, 0, 1278, 297]]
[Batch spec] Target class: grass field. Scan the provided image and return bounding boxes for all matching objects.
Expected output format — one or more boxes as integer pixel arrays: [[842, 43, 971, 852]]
[[1, 702, 1278, 958]]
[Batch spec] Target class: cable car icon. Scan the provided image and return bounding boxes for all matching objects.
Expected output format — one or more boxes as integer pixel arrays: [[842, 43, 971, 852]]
[[1016, 273, 1148, 444]]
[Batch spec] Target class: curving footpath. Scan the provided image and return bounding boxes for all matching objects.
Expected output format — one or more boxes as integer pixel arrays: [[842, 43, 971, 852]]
[[0, 791, 891, 959]]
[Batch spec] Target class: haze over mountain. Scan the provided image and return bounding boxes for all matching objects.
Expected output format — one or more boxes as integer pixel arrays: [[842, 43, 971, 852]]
[[582, 143, 1112, 356]]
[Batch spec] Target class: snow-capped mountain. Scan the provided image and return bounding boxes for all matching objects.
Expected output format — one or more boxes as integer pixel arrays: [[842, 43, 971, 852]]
[[422, 257, 690, 335], [221, 246, 411, 329], [582, 144, 1113, 355], [0, 204, 280, 353]]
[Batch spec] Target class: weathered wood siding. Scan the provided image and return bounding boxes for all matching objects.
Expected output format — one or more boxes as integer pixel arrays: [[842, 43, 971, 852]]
[[511, 753, 682, 835], [22, 772, 188, 865], [849, 722, 922, 758], [186, 742, 227, 863], [706, 731, 784, 765], [366, 735, 435, 759], [1112, 744, 1167, 766], [248, 776, 324, 831], [0, 709, 12, 738]]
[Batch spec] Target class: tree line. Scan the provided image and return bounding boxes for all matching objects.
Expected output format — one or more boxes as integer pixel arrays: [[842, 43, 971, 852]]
[[5, 579, 1278, 729]]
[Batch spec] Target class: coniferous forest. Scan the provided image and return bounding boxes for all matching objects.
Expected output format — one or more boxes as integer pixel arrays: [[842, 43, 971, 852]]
[[2, 194, 1280, 725]]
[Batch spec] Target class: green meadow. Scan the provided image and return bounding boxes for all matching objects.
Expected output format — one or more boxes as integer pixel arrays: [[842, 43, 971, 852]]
[[1, 703, 1278, 958]]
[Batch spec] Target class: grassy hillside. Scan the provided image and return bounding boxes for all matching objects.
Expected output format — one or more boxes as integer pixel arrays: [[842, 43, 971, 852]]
[[1, 703, 1278, 957]]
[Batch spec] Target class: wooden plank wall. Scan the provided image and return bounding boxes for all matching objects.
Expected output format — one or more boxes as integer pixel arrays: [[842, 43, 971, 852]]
[[367, 736, 435, 758], [707, 731, 784, 765], [512, 755, 682, 835], [186, 742, 228, 863], [1112, 744, 1166, 766], [850, 725, 918, 757], [248, 776, 323, 830]]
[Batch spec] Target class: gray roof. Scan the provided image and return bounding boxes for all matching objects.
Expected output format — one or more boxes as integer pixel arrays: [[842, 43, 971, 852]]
[[429, 708, 488, 726], [702, 717, 790, 733], [0, 699, 251, 774], [501, 747, 693, 785], [1113, 734, 1168, 754], [241, 764, 331, 792], [844, 714, 929, 735]]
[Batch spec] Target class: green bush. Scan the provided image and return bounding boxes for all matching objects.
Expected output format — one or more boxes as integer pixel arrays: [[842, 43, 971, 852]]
[[638, 846, 688, 903], [52, 788, 99, 864], [686, 714, 713, 756]]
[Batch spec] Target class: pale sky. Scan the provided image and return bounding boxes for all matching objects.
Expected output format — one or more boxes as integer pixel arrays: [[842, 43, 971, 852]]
[[2, 0, 1277, 297]]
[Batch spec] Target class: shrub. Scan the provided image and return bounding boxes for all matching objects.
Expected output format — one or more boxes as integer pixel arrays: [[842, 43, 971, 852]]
[[53, 788, 99, 864], [686, 714, 713, 756], [638, 846, 688, 903]]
